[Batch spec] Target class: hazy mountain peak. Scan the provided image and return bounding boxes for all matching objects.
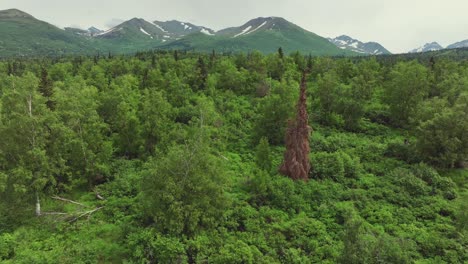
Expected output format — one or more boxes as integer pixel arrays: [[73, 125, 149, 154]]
[[447, 39, 468, 49], [410, 42, 443, 53], [328, 35, 391, 55], [88, 27, 103, 34]]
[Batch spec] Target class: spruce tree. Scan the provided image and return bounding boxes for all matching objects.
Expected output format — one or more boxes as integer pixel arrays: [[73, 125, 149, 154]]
[[38, 67, 55, 110], [256, 137, 272, 172], [278, 47, 284, 59], [279, 72, 311, 180]]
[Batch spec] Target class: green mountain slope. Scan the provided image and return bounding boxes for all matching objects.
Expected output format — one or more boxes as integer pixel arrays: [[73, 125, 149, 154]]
[[0, 10, 354, 57], [0, 9, 99, 57], [162, 17, 356, 55], [94, 18, 170, 53]]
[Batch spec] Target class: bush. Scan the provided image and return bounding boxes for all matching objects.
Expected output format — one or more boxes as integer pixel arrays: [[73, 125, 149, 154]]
[[410, 163, 457, 199], [126, 229, 187, 263], [385, 141, 420, 163], [310, 151, 362, 180], [0, 233, 15, 260], [389, 168, 430, 196], [310, 152, 345, 181], [341, 152, 362, 179], [210, 240, 262, 264]]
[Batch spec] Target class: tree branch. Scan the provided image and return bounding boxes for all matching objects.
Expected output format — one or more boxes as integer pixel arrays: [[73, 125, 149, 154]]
[[68, 206, 104, 223], [51, 196, 90, 208]]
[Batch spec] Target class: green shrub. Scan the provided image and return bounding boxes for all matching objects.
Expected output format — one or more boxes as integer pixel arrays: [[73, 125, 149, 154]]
[[389, 168, 430, 196], [340, 152, 362, 179], [0, 233, 15, 260], [126, 229, 187, 263], [410, 163, 457, 199], [310, 152, 345, 181], [310, 151, 361, 180], [385, 141, 420, 163]]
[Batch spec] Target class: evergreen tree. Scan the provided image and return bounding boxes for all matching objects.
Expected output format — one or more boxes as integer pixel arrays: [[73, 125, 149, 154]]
[[278, 47, 284, 59], [195, 57, 208, 90], [255, 137, 272, 172], [38, 67, 55, 110]]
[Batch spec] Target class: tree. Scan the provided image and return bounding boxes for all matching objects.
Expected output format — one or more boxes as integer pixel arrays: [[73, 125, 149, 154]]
[[315, 70, 341, 125], [254, 77, 297, 145], [99, 75, 142, 158], [139, 89, 173, 155], [0, 73, 56, 216], [384, 61, 429, 127], [338, 60, 381, 130], [54, 77, 113, 187], [414, 94, 468, 168], [38, 67, 55, 110], [255, 137, 272, 172], [279, 72, 311, 181], [141, 127, 228, 237], [193, 57, 208, 90], [278, 47, 284, 59]]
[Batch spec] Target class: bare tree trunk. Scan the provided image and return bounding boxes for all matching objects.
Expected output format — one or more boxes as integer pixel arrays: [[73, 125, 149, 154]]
[[35, 192, 41, 216]]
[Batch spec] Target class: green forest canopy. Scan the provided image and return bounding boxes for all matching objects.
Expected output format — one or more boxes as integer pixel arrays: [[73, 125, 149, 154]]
[[0, 50, 467, 263]]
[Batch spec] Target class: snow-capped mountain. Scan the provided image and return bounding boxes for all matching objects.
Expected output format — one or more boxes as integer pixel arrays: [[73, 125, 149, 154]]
[[327, 35, 391, 55], [216, 17, 296, 37], [65, 26, 103, 37], [409, 42, 443, 53], [447, 39, 468, 49], [161, 16, 352, 56], [93, 18, 215, 43], [152, 20, 215, 37], [88, 27, 103, 35]]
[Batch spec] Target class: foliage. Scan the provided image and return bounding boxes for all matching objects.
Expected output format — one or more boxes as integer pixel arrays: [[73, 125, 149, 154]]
[[0, 51, 466, 263], [141, 128, 228, 237]]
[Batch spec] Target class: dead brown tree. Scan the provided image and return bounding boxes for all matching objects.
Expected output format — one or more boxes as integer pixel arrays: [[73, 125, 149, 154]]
[[279, 71, 312, 181]]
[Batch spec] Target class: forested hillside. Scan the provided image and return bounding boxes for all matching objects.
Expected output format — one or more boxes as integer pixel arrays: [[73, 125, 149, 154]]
[[0, 50, 466, 263]]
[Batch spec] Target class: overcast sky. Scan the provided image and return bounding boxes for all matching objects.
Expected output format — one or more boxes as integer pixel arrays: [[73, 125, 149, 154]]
[[1, 0, 467, 53]]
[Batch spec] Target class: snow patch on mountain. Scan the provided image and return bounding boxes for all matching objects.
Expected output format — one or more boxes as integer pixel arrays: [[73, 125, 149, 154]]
[[328, 35, 390, 55], [409, 42, 443, 53], [245, 21, 267, 35], [151, 22, 168, 33], [234, 26, 252, 38], [139, 27, 153, 38], [201, 28, 214, 35], [96, 27, 121, 36]]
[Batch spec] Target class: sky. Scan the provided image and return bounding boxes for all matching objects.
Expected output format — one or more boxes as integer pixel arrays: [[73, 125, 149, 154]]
[[1, 0, 467, 53]]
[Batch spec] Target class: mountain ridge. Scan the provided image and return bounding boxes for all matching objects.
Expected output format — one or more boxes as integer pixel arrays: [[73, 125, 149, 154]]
[[1, 8, 466, 58], [328, 35, 391, 55], [160, 16, 355, 56], [409, 42, 443, 53], [0, 8, 100, 57]]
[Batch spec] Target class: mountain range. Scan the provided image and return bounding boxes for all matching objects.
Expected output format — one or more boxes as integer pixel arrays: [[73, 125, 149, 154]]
[[409, 41, 468, 53], [0, 8, 467, 58], [327, 35, 391, 55]]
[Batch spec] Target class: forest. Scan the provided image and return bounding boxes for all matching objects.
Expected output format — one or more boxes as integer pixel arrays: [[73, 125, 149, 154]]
[[0, 50, 467, 263]]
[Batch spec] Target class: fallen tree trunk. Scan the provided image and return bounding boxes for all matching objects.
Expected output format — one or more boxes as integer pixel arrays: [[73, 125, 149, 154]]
[[51, 196, 90, 207]]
